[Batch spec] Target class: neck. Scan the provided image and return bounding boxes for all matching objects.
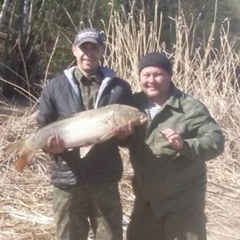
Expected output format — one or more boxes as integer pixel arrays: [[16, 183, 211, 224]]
[[148, 101, 161, 107], [78, 67, 99, 79], [148, 86, 172, 106], [81, 70, 94, 79], [148, 94, 169, 107]]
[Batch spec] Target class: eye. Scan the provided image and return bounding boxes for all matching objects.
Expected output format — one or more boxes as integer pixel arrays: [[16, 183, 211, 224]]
[[142, 73, 150, 78], [155, 73, 163, 77]]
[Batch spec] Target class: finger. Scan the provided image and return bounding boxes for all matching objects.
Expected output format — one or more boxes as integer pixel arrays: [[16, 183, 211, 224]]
[[167, 134, 180, 141], [46, 135, 55, 148], [45, 135, 60, 152], [54, 134, 61, 146], [58, 138, 65, 149], [159, 130, 174, 139], [169, 137, 183, 150], [161, 128, 180, 139], [169, 137, 179, 145]]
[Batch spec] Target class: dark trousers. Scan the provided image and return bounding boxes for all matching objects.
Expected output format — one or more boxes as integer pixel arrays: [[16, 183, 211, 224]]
[[53, 183, 123, 240], [127, 199, 207, 240]]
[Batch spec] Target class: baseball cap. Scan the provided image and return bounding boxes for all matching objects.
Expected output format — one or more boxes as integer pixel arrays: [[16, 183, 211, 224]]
[[74, 28, 104, 47]]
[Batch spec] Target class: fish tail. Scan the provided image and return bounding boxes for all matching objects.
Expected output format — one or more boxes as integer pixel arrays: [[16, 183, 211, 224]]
[[3, 138, 37, 172], [3, 139, 26, 155]]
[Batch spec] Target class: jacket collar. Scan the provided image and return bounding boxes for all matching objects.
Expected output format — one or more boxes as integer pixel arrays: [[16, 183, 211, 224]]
[[165, 84, 182, 109], [63, 66, 117, 108]]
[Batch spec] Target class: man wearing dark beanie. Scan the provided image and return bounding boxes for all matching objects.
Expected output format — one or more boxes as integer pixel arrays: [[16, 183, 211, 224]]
[[127, 52, 224, 240], [138, 52, 172, 76]]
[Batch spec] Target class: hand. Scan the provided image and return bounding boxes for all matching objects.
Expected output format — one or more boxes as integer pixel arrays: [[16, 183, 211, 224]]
[[43, 134, 65, 154], [114, 122, 134, 141], [160, 128, 183, 150]]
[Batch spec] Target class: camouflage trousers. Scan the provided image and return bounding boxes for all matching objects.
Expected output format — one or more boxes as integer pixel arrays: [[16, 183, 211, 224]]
[[126, 199, 207, 240], [53, 183, 123, 240]]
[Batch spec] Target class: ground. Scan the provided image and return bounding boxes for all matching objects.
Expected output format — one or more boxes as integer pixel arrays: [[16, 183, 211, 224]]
[[0, 104, 239, 240]]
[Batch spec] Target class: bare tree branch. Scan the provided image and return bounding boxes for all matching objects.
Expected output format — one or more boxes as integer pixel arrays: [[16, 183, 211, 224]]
[[0, 0, 11, 33]]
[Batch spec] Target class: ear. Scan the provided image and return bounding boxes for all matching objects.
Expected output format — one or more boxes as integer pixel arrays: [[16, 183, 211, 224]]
[[72, 45, 77, 56]]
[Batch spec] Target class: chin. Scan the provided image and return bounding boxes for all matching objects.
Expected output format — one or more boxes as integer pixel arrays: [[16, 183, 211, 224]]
[[147, 91, 160, 98], [81, 67, 94, 73]]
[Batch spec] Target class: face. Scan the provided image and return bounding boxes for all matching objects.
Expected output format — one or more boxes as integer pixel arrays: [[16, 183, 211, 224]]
[[140, 66, 172, 103], [72, 42, 104, 75]]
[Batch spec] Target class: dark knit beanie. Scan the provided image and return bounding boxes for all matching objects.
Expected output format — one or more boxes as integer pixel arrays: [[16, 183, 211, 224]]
[[138, 52, 172, 76]]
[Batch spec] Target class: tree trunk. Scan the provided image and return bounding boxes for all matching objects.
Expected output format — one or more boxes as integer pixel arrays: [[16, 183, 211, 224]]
[[0, 0, 11, 33]]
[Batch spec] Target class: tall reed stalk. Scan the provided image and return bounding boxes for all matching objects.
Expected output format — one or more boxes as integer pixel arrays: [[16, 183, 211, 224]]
[[0, 2, 239, 239]]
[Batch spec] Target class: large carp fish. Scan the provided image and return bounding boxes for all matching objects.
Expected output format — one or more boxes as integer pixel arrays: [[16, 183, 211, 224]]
[[4, 104, 147, 172]]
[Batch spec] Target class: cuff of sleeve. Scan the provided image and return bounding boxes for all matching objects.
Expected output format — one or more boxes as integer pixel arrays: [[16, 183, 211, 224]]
[[179, 140, 191, 157]]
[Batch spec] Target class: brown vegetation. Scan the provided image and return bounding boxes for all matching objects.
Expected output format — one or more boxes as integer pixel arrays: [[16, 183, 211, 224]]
[[0, 9, 240, 240]]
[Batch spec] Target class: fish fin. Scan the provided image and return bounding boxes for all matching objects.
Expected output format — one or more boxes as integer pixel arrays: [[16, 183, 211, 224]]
[[3, 139, 26, 155], [16, 157, 28, 172], [16, 150, 37, 172], [3, 138, 37, 172], [79, 130, 117, 158], [99, 129, 116, 141], [80, 145, 94, 158]]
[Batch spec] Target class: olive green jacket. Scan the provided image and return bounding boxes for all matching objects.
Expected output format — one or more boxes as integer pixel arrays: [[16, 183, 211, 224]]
[[129, 85, 224, 216]]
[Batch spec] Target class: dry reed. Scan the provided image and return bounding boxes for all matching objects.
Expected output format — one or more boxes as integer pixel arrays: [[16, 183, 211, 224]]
[[0, 4, 240, 240]]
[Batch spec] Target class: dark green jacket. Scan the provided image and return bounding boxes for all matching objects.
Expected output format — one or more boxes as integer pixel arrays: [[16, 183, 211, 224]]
[[129, 85, 224, 216]]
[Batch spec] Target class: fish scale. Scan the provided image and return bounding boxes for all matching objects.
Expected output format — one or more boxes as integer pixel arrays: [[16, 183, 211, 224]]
[[3, 104, 147, 172], [32, 110, 114, 148]]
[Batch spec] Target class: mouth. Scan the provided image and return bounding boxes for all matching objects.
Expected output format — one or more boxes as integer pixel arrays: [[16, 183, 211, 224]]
[[83, 58, 95, 63], [147, 87, 157, 91]]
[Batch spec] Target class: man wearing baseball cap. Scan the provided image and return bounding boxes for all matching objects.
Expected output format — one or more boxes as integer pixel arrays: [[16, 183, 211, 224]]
[[74, 28, 104, 46], [37, 27, 134, 240]]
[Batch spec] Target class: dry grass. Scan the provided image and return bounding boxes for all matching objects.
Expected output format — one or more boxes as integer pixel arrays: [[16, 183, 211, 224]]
[[1, 5, 240, 240]]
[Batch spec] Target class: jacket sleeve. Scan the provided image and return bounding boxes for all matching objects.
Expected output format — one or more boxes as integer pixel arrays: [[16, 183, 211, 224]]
[[122, 84, 134, 106], [113, 80, 135, 146], [179, 105, 224, 162], [114, 79, 134, 106], [37, 82, 57, 129]]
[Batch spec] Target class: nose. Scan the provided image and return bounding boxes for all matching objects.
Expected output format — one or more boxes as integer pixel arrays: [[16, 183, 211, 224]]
[[147, 75, 155, 83], [84, 48, 95, 56]]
